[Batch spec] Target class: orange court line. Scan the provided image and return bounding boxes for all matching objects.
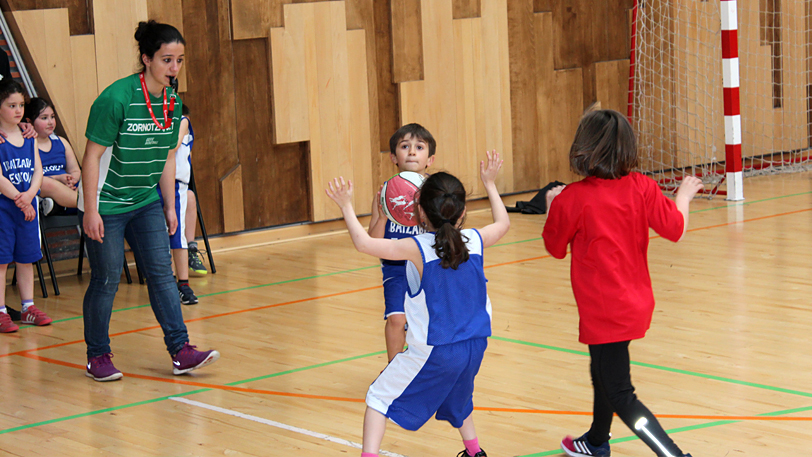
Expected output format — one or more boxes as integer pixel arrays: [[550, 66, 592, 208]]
[[0, 286, 384, 359], [17, 353, 812, 421]]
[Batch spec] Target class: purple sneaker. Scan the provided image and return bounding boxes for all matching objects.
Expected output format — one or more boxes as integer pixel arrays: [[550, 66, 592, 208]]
[[86, 353, 123, 382], [172, 342, 220, 375]]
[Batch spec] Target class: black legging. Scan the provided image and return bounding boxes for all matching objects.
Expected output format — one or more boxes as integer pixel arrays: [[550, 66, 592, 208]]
[[587, 341, 684, 457]]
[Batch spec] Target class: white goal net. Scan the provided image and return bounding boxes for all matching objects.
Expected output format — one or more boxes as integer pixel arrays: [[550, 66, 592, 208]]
[[631, 0, 811, 197]]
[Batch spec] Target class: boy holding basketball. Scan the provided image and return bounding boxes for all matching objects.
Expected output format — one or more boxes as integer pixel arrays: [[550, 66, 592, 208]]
[[368, 123, 436, 362]]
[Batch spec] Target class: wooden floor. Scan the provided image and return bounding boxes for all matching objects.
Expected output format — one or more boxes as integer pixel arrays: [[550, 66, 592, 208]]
[[2, 172, 812, 456]]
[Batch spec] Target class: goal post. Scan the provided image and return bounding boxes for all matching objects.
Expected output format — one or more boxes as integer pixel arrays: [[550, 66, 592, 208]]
[[629, 0, 811, 200]]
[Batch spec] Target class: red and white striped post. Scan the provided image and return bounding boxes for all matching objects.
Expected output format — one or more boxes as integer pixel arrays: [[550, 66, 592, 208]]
[[721, 0, 744, 200]]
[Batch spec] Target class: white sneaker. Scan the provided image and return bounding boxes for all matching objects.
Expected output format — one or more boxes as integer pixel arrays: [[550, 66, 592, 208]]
[[40, 197, 55, 216]]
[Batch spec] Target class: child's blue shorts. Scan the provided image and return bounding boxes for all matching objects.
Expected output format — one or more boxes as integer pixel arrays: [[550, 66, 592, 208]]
[[0, 201, 42, 264], [156, 181, 189, 250], [365, 337, 487, 431], [382, 263, 407, 319]]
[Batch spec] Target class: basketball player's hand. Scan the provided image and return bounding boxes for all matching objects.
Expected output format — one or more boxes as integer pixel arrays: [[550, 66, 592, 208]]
[[164, 206, 178, 236], [84, 210, 105, 242], [21, 202, 36, 222], [0, 123, 38, 144], [480, 149, 502, 187], [546, 185, 566, 212], [13, 190, 34, 209], [325, 177, 353, 209], [676, 176, 704, 202], [372, 184, 384, 217], [20, 122, 37, 139]]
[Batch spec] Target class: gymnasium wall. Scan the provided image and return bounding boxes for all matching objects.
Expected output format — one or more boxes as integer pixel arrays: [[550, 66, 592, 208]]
[[2, 0, 634, 234]]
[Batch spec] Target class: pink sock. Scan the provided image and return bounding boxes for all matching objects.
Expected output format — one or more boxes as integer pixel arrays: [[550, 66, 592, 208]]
[[361, 453, 378, 457], [463, 437, 481, 456]]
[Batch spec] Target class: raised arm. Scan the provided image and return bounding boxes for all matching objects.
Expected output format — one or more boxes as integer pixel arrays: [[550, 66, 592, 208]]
[[326, 177, 421, 264], [476, 150, 510, 248]]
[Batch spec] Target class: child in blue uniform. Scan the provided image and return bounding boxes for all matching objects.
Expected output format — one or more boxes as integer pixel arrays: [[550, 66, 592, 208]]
[[156, 104, 205, 305], [326, 151, 510, 457], [368, 123, 436, 362], [0, 81, 52, 332], [25, 98, 81, 212]]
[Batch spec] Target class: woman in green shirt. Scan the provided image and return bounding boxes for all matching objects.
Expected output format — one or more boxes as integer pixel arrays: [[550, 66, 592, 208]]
[[80, 20, 219, 382]]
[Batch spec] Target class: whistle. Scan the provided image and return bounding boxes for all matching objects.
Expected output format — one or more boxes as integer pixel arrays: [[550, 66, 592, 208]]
[[169, 76, 178, 93]]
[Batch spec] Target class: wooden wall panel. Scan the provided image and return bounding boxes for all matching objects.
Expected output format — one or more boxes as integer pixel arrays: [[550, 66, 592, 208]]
[[347, 30, 374, 214], [220, 164, 246, 233], [372, 0, 400, 160], [92, 0, 148, 93], [399, 0, 513, 197], [344, 0, 387, 195], [391, 0, 424, 83], [233, 38, 309, 229], [181, 0, 239, 234], [231, 0, 275, 39], [7, 0, 91, 35], [270, 7, 311, 144], [552, 0, 589, 70], [507, 0, 539, 190], [453, 0, 481, 19], [13, 8, 78, 142], [595, 59, 629, 115], [145, 0, 186, 92], [69, 34, 96, 160], [270, 2, 373, 222], [400, 0, 458, 176], [547, 68, 582, 183]]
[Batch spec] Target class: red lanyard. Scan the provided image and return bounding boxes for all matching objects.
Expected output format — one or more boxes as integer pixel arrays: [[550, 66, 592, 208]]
[[139, 72, 174, 130]]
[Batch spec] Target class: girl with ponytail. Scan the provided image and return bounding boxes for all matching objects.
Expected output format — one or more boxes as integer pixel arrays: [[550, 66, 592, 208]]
[[326, 151, 510, 457]]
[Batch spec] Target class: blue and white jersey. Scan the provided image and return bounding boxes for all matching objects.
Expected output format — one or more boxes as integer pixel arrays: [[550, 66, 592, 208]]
[[40, 134, 67, 177], [382, 220, 425, 267], [0, 138, 37, 209], [174, 116, 193, 184], [404, 228, 492, 347]]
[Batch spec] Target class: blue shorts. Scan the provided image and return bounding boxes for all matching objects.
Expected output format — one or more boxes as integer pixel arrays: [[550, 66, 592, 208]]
[[382, 264, 407, 319], [365, 337, 487, 431], [156, 181, 189, 250], [0, 201, 42, 264]]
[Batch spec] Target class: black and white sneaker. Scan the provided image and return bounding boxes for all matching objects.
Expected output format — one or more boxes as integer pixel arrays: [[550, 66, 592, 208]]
[[178, 283, 198, 305]]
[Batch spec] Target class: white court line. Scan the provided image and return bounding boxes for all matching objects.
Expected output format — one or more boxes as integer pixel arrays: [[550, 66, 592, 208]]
[[169, 397, 407, 457]]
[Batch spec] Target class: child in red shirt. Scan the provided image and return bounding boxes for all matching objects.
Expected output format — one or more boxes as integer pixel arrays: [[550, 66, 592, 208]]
[[543, 110, 702, 457]]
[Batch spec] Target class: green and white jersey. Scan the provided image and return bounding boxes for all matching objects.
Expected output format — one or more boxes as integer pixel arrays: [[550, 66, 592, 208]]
[[79, 73, 182, 215]]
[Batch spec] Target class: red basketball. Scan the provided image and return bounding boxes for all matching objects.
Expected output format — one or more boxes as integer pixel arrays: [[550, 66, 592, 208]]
[[380, 171, 425, 227]]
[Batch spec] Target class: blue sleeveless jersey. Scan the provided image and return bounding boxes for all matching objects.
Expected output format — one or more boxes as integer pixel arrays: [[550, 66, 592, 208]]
[[404, 228, 492, 346], [0, 137, 37, 208], [382, 220, 425, 267], [40, 134, 67, 177]]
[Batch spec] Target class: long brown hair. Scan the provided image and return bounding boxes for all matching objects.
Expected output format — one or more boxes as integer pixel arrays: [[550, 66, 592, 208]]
[[569, 109, 638, 179], [418, 172, 468, 269]]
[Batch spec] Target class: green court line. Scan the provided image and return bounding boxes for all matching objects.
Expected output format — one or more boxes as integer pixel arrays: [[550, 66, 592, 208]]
[[690, 190, 812, 213], [491, 336, 812, 398], [515, 405, 812, 457], [0, 349, 386, 435]]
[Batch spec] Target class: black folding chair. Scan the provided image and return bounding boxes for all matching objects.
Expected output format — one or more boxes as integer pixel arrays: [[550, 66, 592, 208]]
[[189, 166, 216, 273]]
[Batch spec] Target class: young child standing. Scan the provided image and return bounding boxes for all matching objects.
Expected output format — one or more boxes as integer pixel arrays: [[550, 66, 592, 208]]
[[157, 104, 205, 305], [368, 123, 436, 362], [326, 151, 509, 457], [542, 110, 701, 457], [0, 80, 53, 332]]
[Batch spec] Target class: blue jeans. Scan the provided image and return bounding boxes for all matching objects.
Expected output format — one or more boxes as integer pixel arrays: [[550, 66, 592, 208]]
[[80, 200, 189, 358]]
